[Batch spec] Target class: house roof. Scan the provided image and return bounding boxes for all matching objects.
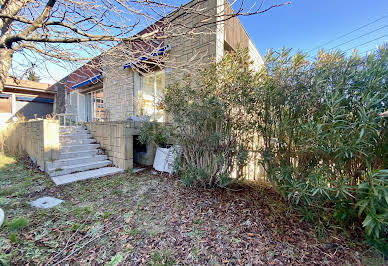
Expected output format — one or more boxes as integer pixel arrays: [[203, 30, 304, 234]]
[[5, 78, 55, 93], [51, 0, 262, 93], [49, 0, 209, 93]]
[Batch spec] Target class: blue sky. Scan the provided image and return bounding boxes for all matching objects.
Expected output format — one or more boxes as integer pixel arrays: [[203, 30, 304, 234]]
[[240, 0, 388, 58]]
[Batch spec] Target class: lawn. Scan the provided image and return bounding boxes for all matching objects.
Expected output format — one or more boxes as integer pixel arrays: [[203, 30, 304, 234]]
[[0, 154, 383, 265]]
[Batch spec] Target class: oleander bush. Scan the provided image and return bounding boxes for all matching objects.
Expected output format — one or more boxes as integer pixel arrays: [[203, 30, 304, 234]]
[[256, 47, 387, 254], [163, 47, 387, 252], [162, 50, 259, 187]]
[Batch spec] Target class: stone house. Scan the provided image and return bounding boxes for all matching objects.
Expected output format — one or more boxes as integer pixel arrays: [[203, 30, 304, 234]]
[[51, 0, 264, 123], [2, 0, 266, 185]]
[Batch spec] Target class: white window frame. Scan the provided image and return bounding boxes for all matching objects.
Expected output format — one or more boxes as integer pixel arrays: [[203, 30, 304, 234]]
[[139, 70, 165, 121]]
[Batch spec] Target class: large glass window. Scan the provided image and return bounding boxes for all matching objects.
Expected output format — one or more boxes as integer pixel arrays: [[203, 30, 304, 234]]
[[91, 89, 104, 121], [140, 70, 165, 122]]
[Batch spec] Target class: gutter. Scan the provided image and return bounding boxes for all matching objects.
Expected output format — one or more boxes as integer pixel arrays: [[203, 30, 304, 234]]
[[4, 85, 56, 94]]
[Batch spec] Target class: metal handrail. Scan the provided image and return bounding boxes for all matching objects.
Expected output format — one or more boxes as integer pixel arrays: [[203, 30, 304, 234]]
[[55, 113, 78, 127]]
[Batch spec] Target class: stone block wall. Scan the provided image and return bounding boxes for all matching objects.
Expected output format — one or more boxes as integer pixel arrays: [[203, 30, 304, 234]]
[[164, 0, 220, 87], [103, 68, 135, 121], [1, 120, 60, 170], [86, 121, 143, 170], [100, 0, 220, 120]]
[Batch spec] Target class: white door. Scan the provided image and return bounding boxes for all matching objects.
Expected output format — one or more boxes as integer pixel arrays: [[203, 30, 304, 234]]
[[85, 94, 92, 122], [78, 93, 86, 122]]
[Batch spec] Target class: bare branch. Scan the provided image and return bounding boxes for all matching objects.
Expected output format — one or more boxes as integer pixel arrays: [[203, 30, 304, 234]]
[[0, 0, 290, 91]]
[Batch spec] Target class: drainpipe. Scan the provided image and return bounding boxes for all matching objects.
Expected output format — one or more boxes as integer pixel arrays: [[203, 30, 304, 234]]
[[11, 93, 16, 116], [132, 70, 135, 116]]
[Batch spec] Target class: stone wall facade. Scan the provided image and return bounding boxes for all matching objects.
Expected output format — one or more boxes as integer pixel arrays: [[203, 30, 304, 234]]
[[1, 120, 60, 170], [101, 0, 220, 120], [103, 68, 136, 121], [164, 0, 219, 87], [86, 121, 141, 170]]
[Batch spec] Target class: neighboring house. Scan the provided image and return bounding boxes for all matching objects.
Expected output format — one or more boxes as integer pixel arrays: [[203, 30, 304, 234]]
[[0, 78, 55, 126], [51, 0, 264, 122]]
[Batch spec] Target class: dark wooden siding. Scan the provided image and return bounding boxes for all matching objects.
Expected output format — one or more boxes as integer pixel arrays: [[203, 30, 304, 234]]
[[224, 3, 250, 51]]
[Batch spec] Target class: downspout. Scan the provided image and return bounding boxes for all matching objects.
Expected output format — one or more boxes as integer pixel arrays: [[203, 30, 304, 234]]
[[132, 70, 135, 116]]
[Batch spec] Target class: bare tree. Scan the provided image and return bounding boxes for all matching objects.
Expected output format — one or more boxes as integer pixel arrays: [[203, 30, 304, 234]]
[[0, 0, 289, 91]]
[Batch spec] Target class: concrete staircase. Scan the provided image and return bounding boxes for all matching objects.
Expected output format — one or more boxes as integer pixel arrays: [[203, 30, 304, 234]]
[[46, 126, 124, 185]]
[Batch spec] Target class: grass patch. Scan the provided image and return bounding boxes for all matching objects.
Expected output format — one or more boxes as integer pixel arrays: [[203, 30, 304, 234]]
[[0, 154, 16, 167], [6, 217, 29, 231], [9, 233, 17, 243]]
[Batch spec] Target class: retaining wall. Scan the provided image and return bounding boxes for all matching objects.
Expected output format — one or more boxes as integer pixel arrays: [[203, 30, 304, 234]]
[[1, 120, 60, 170], [86, 121, 155, 170]]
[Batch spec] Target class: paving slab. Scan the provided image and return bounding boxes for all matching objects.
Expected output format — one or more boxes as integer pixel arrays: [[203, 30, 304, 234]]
[[30, 197, 64, 209], [47, 160, 111, 177], [52, 167, 124, 185]]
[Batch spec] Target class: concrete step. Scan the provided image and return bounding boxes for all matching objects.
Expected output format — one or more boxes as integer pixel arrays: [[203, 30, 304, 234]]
[[60, 126, 87, 131], [58, 150, 99, 160], [46, 155, 108, 169], [60, 129, 89, 135], [60, 133, 93, 139], [60, 128, 89, 135], [60, 138, 96, 145], [51, 167, 124, 185], [48, 160, 112, 177], [60, 144, 100, 153]]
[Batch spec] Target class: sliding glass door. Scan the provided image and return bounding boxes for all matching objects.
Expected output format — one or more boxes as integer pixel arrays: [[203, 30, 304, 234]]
[[68, 89, 104, 122]]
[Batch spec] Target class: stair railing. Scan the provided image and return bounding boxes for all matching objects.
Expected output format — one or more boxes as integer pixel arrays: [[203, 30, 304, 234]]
[[56, 113, 78, 127]]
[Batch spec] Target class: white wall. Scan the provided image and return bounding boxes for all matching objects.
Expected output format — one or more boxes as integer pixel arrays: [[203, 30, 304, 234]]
[[248, 40, 264, 72]]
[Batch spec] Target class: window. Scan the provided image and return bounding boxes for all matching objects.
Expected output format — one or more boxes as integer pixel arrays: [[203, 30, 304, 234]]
[[139, 70, 165, 122], [89, 89, 104, 121]]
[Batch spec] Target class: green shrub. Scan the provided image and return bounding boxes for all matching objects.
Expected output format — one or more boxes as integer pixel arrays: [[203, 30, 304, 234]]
[[163, 49, 259, 188], [333, 199, 358, 229], [356, 168, 388, 255], [138, 121, 171, 147], [163, 46, 387, 250], [256, 46, 388, 253]]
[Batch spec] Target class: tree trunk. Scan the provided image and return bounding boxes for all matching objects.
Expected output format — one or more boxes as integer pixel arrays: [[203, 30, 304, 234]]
[[0, 48, 12, 92]]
